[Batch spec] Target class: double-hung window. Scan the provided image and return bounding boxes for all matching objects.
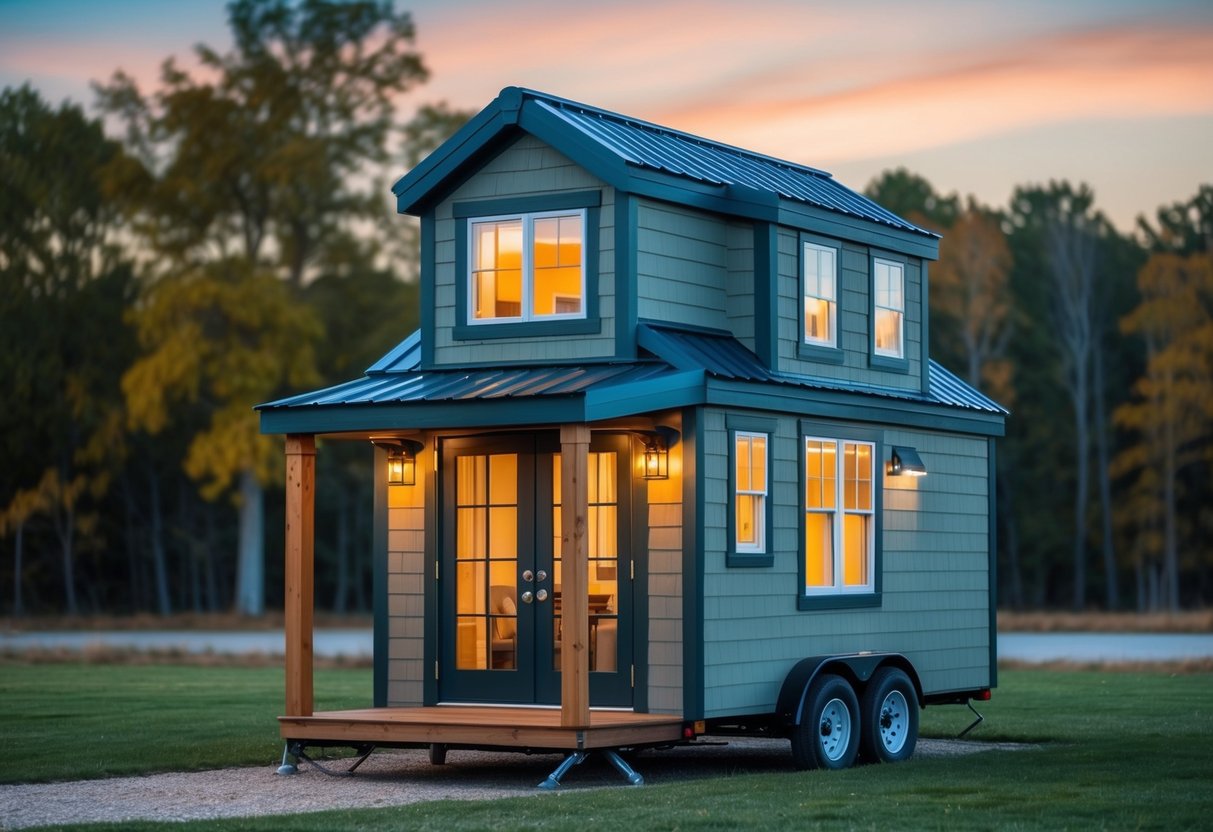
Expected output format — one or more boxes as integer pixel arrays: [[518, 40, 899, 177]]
[[734, 432, 768, 555], [873, 258, 904, 359], [804, 436, 876, 597], [803, 241, 837, 348], [469, 209, 585, 323]]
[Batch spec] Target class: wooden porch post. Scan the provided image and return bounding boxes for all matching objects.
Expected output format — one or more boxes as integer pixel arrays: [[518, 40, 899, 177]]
[[284, 434, 316, 717], [559, 424, 591, 728]]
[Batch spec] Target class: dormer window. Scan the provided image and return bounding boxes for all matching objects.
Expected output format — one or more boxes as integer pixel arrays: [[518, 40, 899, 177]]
[[469, 210, 585, 323], [803, 241, 837, 348], [873, 258, 904, 359]]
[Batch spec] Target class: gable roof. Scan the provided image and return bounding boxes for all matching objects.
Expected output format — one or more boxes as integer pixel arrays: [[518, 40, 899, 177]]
[[392, 87, 939, 258]]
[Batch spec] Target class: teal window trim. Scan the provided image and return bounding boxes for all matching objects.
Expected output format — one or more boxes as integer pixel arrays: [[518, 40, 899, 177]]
[[869, 251, 910, 373], [798, 232, 845, 364], [726, 414, 777, 568], [797, 419, 884, 611], [452, 191, 602, 341]]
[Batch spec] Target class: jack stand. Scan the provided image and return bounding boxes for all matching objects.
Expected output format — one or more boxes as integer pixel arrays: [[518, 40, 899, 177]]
[[537, 750, 644, 790], [958, 699, 985, 739], [297, 744, 376, 777], [276, 741, 302, 775]]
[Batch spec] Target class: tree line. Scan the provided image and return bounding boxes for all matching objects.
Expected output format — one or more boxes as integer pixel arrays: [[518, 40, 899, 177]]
[[2, 1, 1210, 617]]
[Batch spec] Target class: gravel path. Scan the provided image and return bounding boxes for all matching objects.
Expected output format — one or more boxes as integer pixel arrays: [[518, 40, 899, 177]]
[[0, 738, 1032, 830]]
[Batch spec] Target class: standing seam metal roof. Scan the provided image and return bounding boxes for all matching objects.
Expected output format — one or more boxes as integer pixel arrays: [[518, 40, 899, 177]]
[[530, 94, 934, 239]]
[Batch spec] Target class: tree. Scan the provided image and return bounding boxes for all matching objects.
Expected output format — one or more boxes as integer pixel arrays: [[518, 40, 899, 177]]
[[1112, 252, 1213, 610], [0, 85, 136, 615], [864, 168, 959, 232], [96, 0, 431, 614], [1008, 183, 1122, 610]]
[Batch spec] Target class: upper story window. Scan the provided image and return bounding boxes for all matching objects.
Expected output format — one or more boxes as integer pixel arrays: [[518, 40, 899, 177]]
[[803, 242, 837, 348], [804, 437, 875, 595], [469, 210, 585, 324], [873, 258, 904, 359]]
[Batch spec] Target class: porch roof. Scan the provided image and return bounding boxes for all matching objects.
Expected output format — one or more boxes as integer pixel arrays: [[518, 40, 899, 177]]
[[257, 325, 1006, 436]]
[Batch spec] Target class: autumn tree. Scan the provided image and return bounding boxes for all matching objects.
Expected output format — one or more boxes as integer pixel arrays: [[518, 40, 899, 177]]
[[0, 86, 137, 615], [96, 0, 430, 614]]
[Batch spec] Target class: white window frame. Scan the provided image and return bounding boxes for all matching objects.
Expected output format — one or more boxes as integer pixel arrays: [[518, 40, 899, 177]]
[[467, 208, 587, 325], [873, 258, 904, 359], [734, 431, 768, 554], [804, 436, 876, 596], [802, 241, 838, 348]]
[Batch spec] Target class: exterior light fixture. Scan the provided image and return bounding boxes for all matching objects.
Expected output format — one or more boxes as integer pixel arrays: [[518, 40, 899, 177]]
[[642, 435, 669, 480], [371, 438, 424, 486], [888, 446, 927, 477]]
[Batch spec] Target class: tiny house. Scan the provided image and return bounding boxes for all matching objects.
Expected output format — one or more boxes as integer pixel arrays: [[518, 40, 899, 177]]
[[258, 87, 1006, 785]]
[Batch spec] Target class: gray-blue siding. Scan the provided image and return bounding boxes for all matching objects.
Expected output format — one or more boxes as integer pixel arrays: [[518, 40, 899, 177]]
[[700, 409, 991, 718]]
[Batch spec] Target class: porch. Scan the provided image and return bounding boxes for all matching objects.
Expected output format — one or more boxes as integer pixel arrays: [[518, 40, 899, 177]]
[[279, 705, 685, 751]]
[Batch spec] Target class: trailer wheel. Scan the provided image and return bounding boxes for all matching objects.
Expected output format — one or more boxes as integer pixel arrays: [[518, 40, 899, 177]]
[[859, 667, 918, 764], [428, 744, 448, 765], [790, 673, 860, 770]]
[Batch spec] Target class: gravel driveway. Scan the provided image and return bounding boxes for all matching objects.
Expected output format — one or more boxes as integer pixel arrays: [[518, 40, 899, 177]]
[[0, 738, 1030, 830]]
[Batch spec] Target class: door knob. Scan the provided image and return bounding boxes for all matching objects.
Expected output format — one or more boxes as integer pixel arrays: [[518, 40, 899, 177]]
[[521, 591, 534, 604], [522, 569, 534, 583], [536, 589, 549, 603], [537, 570, 548, 583]]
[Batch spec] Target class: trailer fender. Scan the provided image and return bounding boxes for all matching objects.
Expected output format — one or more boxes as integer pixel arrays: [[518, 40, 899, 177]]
[[776, 653, 923, 727]]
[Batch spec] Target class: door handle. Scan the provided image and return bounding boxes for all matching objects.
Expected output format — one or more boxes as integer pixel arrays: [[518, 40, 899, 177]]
[[536, 570, 548, 583], [522, 569, 534, 583], [521, 591, 534, 604], [535, 589, 549, 603]]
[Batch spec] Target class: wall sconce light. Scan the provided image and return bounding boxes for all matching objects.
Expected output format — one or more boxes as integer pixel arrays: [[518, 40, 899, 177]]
[[371, 438, 424, 486], [636, 426, 678, 480], [642, 435, 669, 480], [888, 446, 927, 477]]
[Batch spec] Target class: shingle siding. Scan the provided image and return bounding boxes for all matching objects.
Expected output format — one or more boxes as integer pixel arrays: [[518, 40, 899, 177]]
[[700, 409, 991, 718], [386, 482, 426, 706]]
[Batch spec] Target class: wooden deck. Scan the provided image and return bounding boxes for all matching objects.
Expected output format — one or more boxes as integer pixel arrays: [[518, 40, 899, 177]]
[[279, 706, 686, 751]]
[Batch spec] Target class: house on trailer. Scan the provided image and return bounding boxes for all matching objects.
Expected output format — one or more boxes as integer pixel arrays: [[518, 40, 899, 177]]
[[258, 87, 1007, 784]]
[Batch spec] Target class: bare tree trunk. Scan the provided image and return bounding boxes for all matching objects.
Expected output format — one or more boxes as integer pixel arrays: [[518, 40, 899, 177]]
[[148, 464, 172, 616], [204, 502, 220, 612], [12, 521, 24, 617], [1162, 370, 1180, 611], [234, 468, 265, 616], [1092, 346, 1118, 609], [57, 505, 77, 616]]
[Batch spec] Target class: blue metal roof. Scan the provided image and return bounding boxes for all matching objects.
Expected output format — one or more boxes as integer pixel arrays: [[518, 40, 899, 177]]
[[531, 94, 933, 239], [263, 324, 1004, 422]]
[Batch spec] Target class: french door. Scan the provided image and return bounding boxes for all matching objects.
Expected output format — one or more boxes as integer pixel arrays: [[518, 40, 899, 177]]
[[438, 433, 633, 706]]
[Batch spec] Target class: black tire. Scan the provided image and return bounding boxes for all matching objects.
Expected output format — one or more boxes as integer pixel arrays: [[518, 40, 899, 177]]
[[859, 667, 919, 764], [428, 743, 448, 765], [790, 673, 861, 770]]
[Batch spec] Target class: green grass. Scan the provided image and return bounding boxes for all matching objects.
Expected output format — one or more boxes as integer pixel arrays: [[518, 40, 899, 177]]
[[4, 664, 1212, 830], [0, 662, 370, 783]]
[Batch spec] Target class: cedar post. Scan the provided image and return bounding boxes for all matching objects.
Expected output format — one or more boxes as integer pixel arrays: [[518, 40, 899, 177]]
[[559, 424, 591, 728], [284, 434, 316, 717]]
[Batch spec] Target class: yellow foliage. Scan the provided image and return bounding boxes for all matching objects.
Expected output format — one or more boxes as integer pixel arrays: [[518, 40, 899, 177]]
[[121, 258, 321, 497]]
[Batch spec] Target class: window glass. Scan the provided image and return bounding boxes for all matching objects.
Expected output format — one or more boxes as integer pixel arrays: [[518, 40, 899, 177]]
[[874, 258, 905, 358], [734, 432, 768, 553], [805, 437, 875, 595], [803, 243, 837, 347], [469, 211, 584, 324]]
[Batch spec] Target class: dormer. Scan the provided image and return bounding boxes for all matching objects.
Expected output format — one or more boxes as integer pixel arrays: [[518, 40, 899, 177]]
[[392, 87, 939, 395]]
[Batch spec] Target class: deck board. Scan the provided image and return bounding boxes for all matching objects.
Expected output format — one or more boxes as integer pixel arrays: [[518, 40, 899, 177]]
[[279, 706, 684, 751]]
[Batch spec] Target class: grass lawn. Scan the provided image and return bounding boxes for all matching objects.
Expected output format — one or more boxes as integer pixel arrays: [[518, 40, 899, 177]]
[[2, 662, 1211, 830]]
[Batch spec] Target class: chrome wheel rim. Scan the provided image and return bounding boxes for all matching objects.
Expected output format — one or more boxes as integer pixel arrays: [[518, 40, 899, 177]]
[[818, 697, 852, 761], [878, 690, 909, 754]]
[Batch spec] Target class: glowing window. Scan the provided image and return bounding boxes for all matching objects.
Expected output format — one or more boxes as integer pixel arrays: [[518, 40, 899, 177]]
[[804, 437, 875, 595], [803, 242, 837, 347], [469, 210, 584, 323], [873, 259, 904, 358]]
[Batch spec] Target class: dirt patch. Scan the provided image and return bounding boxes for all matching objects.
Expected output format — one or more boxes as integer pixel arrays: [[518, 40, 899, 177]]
[[0, 738, 1034, 830]]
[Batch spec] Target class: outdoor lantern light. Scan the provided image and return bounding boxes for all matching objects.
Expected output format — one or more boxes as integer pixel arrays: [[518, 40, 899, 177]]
[[888, 446, 927, 477], [642, 436, 669, 480], [371, 438, 423, 486]]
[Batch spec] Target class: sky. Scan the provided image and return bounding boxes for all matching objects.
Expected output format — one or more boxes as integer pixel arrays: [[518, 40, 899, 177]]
[[2, 0, 1211, 232]]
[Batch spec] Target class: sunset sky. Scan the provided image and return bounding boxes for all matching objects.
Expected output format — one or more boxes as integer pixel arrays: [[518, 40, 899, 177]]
[[2, 0, 1210, 231]]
